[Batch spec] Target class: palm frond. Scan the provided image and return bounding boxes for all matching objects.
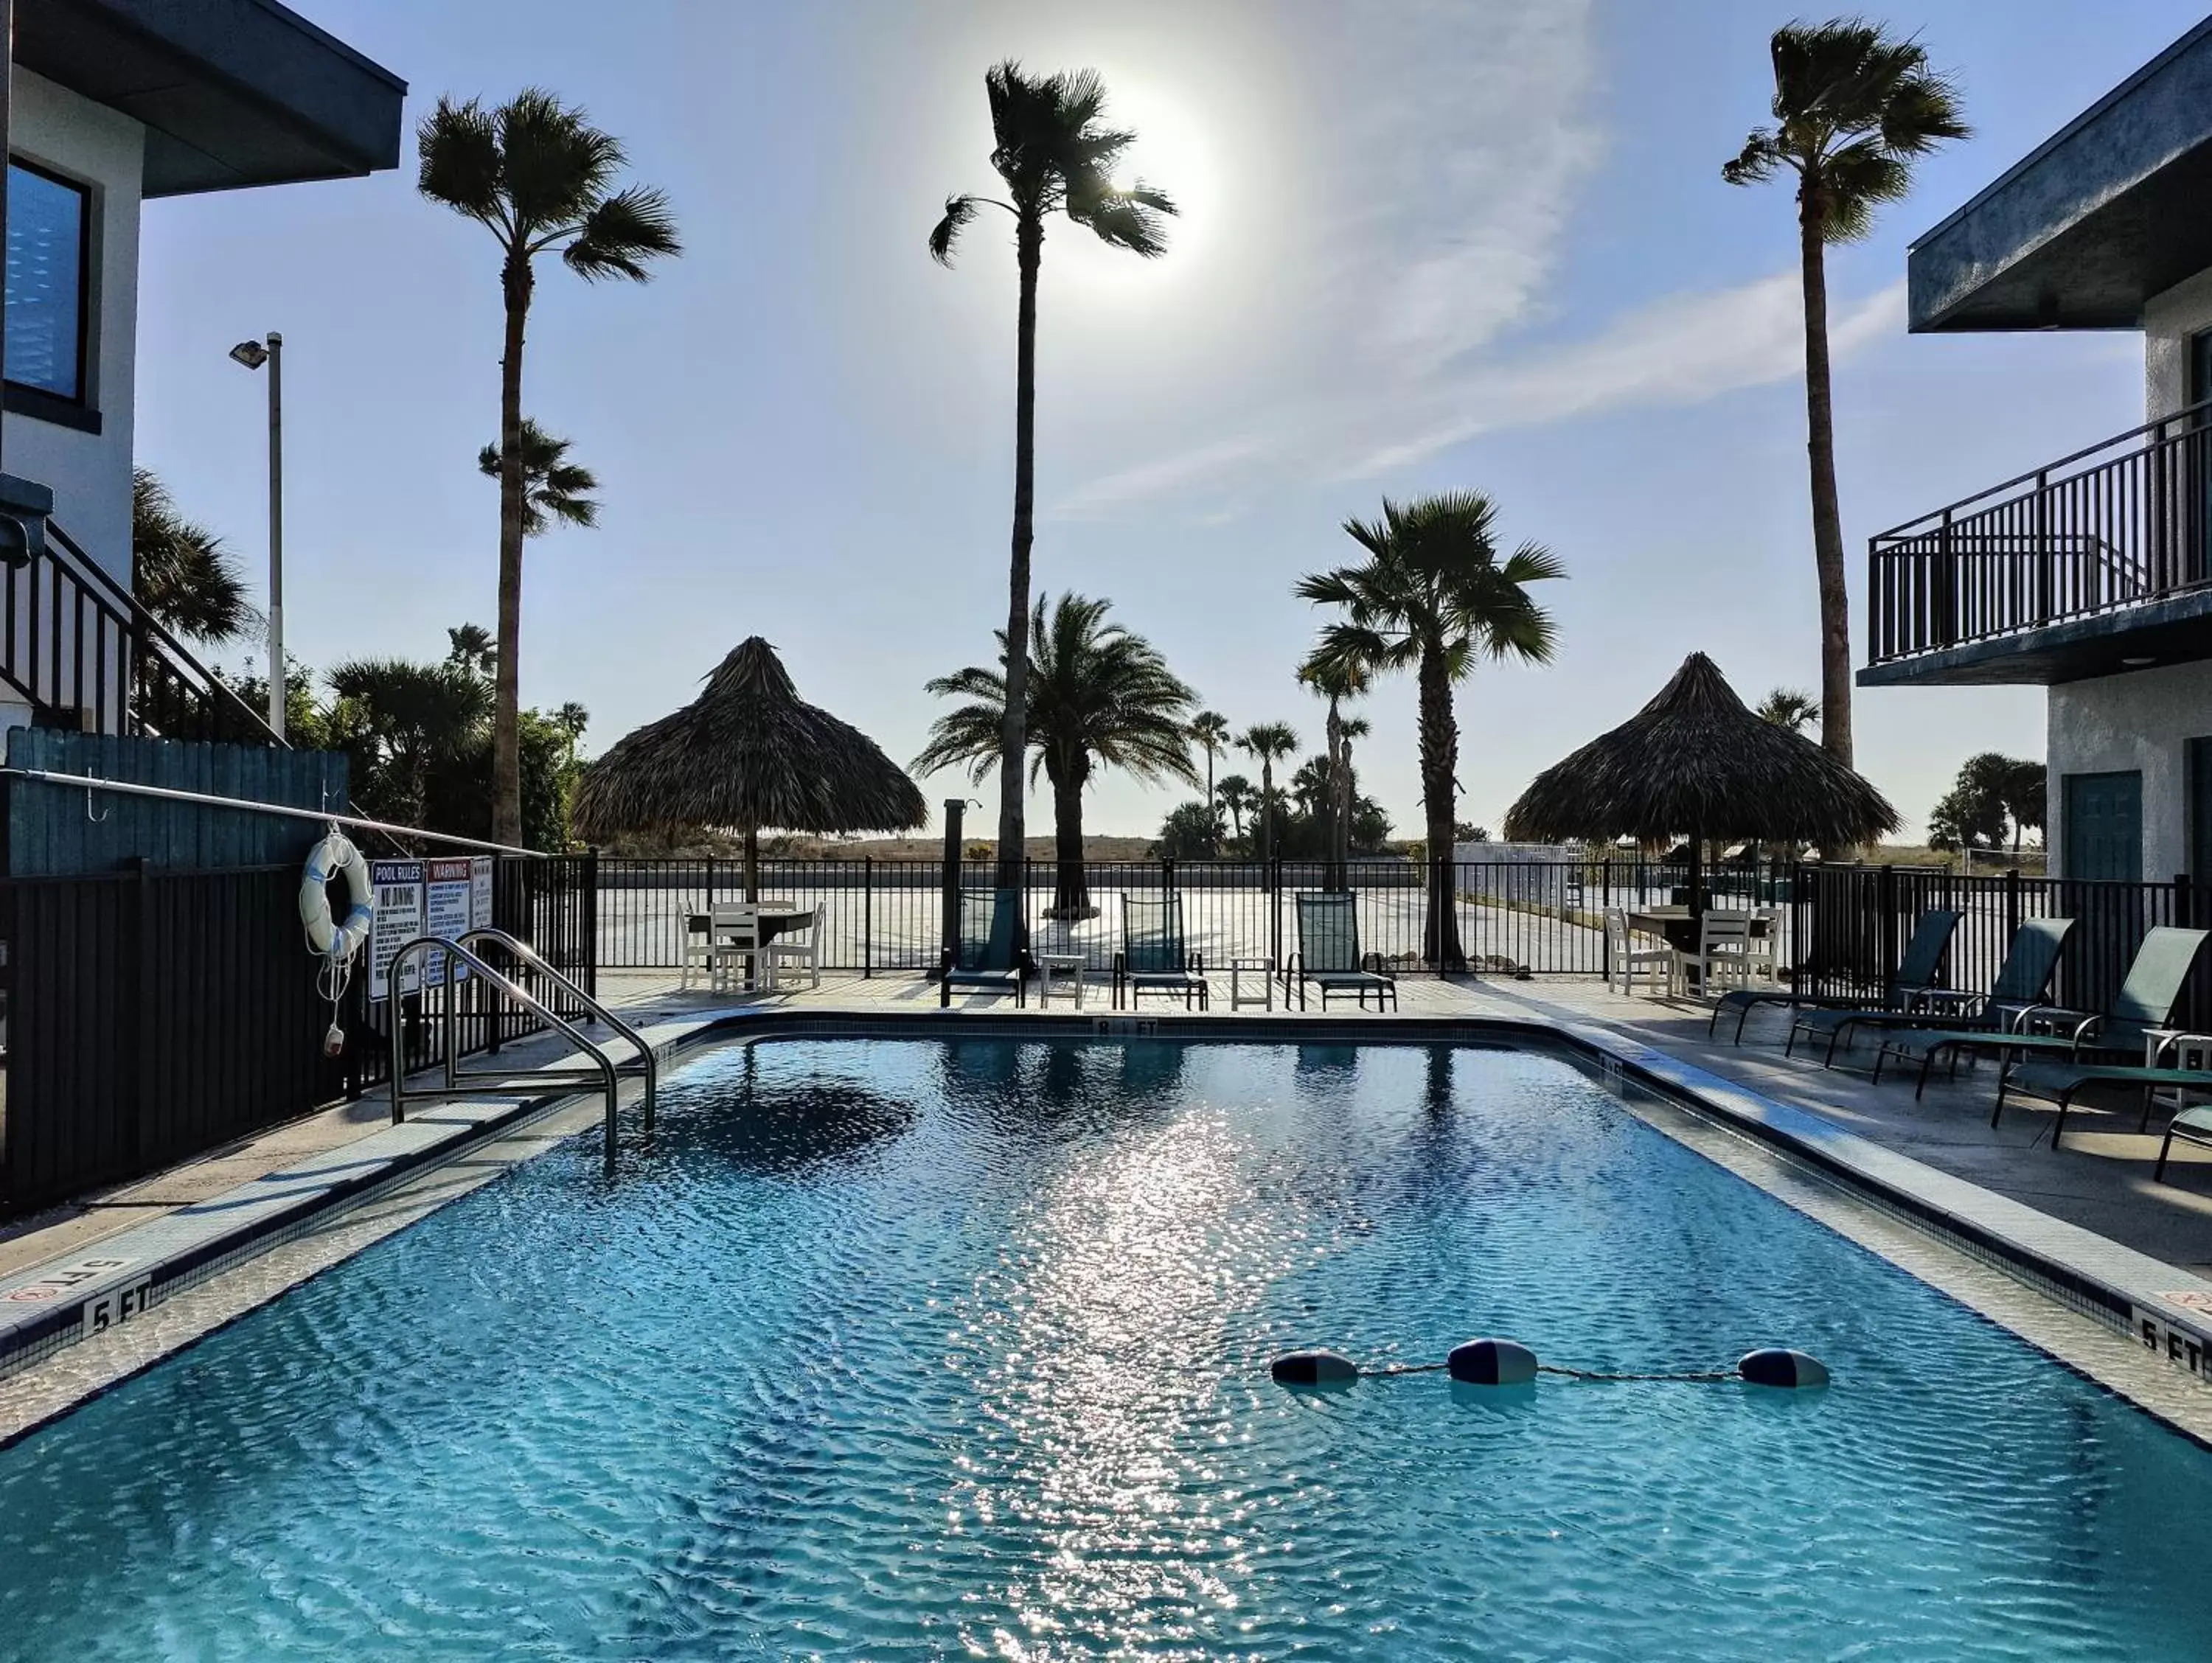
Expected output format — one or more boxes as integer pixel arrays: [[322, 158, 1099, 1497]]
[[929, 193, 981, 265], [564, 184, 681, 279], [416, 95, 505, 226], [500, 87, 624, 233]]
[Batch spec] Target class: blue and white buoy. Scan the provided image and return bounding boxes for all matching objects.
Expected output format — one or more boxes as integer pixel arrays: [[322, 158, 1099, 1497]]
[[1271, 1349, 1360, 1385], [1446, 1337, 1539, 1386], [1737, 1348, 1829, 1389]]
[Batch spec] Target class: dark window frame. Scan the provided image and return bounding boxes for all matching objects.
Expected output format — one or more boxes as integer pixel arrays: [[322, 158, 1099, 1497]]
[[4, 153, 93, 414]]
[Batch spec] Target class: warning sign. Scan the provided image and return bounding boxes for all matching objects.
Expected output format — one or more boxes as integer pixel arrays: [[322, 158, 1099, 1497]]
[[369, 856, 494, 1001]]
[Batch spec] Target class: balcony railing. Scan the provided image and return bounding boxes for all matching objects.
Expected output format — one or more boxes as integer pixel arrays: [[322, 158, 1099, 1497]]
[[1868, 398, 2212, 664]]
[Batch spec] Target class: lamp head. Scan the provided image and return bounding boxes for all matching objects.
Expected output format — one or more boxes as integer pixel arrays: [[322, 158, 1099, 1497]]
[[228, 340, 270, 371]]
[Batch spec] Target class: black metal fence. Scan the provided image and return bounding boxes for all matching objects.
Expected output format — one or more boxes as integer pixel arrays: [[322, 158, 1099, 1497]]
[[0, 853, 597, 1219], [592, 854, 1791, 977], [1868, 395, 2212, 666], [1790, 862, 2212, 1031]]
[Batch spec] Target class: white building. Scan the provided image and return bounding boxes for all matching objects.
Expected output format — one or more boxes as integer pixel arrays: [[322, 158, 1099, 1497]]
[[1865, 18, 2212, 887], [0, 0, 403, 736]]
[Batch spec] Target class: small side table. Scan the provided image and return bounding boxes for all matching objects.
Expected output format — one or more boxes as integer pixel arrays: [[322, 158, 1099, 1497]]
[[1037, 951, 1085, 1008], [1230, 955, 1275, 1011]]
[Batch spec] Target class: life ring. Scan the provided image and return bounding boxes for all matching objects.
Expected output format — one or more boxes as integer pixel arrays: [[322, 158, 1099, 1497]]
[[301, 829, 374, 961]]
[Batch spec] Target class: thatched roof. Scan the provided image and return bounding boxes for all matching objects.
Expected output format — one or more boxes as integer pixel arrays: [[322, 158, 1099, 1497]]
[[572, 638, 926, 842], [1502, 652, 1898, 848]]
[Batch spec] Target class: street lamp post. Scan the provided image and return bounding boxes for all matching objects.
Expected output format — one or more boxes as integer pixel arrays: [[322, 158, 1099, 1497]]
[[228, 332, 283, 739]]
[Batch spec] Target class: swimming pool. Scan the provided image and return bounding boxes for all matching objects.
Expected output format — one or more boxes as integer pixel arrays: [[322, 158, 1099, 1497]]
[[3, 1036, 2207, 1659]]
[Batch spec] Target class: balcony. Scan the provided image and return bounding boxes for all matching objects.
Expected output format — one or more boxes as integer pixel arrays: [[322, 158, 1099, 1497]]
[[1863, 400, 2212, 686]]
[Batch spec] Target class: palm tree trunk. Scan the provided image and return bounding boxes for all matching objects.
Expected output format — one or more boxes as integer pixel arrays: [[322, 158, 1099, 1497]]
[[996, 213, 1043, 894], [1417, 647, 1466, 972], [1259, 762, 1273, 873], [1338, 737, 1356, 874], [1206, 748, 1217, 858], [493, 251, 532, 848], [1798, 198, 1853, 770], [1049, 768, 1088, 917], [1325, 696, 1346, 889]]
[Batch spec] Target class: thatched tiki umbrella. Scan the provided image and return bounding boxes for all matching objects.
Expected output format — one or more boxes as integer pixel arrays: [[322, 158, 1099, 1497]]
[[1503, 653, 1896, 923], [574, 638, 927, 899]]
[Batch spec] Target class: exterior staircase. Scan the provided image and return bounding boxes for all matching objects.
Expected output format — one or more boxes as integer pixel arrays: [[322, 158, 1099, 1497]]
[[0, 518, 285, 746]]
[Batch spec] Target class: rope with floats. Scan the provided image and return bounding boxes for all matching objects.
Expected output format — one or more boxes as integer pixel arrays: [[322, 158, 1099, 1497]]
[[1271, 1337, 1829, 1390]]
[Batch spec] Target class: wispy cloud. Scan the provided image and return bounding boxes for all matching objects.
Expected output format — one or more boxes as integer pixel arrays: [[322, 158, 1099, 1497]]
[[1043, 0, 1905, 523]]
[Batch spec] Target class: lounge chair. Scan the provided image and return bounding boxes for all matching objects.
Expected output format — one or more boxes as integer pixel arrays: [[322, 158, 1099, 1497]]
[[1709, 907, 1960, 1044], [2157, 1101, 2212, 1182], [939, 888, 1028, 1008], [1873, 925, 2210, 1098], [1996, 1055, 2212, 1148], [1787, 916, 2073, 1066], [1113, 893, 1208, 1010], [1282, 892, 1398, 1011]]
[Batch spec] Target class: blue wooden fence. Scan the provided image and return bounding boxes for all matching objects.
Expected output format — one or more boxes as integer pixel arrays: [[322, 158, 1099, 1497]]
[[4, 729, 349, 875]]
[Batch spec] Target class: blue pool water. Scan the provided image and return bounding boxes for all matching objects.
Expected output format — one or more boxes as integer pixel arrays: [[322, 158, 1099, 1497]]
[[3, 1038, 2209, 1659]]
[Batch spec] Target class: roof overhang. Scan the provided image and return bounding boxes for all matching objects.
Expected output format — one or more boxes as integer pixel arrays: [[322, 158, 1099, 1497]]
[[15, 0, 406, 197], [1908, 15, 2212, 332], [1857, 588, 2212, 687]]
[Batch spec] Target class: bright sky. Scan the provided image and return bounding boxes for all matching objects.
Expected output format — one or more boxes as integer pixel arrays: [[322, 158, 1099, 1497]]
[[135, 0, 2205, 844]]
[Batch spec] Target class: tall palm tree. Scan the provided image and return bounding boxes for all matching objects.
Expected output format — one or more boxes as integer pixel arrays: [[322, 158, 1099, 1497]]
[[1755, 686, 1821, 734], [1236, 722, 1299, 874], [1189, 710, 1231, 857], [1724, 21, 1966, 767], [1298, 651, 1371, 886], [1298, 491, 1564, 972], [419, 88, 679, 846], [477, 419, 600, 536], [915, 591, 1198, 917], [131, 469, 256, 644], [1217, 774, 1253, 847], [930, 63, 1176, 891], [1339, 714, 1371, 854]]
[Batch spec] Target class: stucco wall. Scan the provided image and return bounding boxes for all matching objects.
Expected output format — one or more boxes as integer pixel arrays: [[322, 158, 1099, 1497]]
[[2143, 265, 2212, 420], [1, 69, 142, 584], [2047, 658, 2212, 878]]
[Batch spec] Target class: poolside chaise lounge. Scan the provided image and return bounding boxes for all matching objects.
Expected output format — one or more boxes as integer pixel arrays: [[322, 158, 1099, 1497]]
[[1871, 926, 2210, 1099], [1113, 893, 1209, 1011], [1710, 907, 1959, 1045], [1995, 1055, 2212, 1149], [939, 888, 1029, 1008], [1282, 892, 1398, 1012], [1785, 916, 2072, 1067]]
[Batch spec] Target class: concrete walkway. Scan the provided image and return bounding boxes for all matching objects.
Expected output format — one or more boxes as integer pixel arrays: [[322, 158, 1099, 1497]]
[[7, 967, 2211, 1287]]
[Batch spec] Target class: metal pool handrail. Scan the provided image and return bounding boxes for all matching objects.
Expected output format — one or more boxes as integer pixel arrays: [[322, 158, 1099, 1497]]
[[457, 924, 659, 1126], [385, 934, 637, 1174]]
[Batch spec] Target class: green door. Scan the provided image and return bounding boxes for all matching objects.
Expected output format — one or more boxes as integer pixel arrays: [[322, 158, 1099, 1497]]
[[2064, 771, 2143, 883]]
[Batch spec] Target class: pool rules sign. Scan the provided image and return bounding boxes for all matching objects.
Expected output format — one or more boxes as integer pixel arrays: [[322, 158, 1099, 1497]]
[[368, 857, 495, 1001]]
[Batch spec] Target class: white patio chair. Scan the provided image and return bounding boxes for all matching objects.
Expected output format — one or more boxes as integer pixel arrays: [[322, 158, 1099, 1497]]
[[1744, 907, 1780, 983], [678, 913, 717, 990], [764, 906, 821, 990], [1676, 910, 1753, 1000], [709, 902, 769, 993], [1604, 908, 1676, 997]]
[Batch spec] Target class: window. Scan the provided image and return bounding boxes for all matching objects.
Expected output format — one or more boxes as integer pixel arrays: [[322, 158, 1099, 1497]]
[[5, 160, 88, 403]]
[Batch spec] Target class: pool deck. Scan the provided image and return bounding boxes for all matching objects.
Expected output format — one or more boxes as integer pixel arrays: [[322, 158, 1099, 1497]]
[[8, 966, 2207, 1286]]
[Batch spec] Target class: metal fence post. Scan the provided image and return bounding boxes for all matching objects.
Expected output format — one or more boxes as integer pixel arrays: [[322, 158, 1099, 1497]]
[[583, 848, 599, 1002], [1877, 863, 1899, 1003], [863, 856, 873, 978]]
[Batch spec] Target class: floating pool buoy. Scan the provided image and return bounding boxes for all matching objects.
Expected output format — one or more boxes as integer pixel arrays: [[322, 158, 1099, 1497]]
[[1271, 1349, 1360, 1385], [1447, 1337, 1539, 1386], [1737, 1348, 1829, 1389]]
